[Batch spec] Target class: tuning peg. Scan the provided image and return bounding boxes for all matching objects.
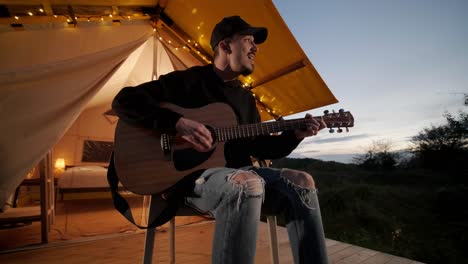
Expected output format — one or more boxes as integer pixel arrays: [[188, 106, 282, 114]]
[[324, 110, 329, 115], [339, 109, 344, 113], [329, 128, 335, 133], [337, 128, 343, 133]]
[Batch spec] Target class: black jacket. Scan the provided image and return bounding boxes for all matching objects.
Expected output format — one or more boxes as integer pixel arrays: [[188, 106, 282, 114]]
[[112, 64, 301, 170]]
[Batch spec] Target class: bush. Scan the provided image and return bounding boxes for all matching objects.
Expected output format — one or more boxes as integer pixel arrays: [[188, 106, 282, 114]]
[[411, 111, 468, 170], [353, 140, 399, 170]]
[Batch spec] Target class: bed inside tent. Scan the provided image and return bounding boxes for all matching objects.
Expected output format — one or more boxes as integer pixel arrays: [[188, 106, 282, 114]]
[[0, 0, 337, 250]]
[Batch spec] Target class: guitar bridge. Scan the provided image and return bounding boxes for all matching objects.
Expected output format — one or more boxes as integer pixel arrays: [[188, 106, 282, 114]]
[[160, 134, 172, 161]]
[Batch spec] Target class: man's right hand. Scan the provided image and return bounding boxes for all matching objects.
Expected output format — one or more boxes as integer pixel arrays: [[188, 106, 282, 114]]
[[175, 117, 213, 152]]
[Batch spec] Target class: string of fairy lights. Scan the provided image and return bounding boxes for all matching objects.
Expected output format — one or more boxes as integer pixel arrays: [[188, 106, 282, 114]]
[[11, 7, 149, 25], [10, 6, 280, 119], [153, 27, 213, 65]]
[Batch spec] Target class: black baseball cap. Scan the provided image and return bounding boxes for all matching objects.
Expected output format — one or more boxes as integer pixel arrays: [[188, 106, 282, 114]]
[[210, 16, 268, 50]]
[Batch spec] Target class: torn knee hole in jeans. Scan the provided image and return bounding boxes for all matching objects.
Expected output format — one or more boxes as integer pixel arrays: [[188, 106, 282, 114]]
[[280, 169, 316, 190], [227, 170, 265, 210], [280, 172, 318, 210]]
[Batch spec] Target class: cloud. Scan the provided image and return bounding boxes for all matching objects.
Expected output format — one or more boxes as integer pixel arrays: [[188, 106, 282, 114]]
[[310, 133, 371, 144]]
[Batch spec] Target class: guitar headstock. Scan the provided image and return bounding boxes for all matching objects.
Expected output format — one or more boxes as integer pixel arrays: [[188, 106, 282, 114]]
[[322, 109, 354, 133]]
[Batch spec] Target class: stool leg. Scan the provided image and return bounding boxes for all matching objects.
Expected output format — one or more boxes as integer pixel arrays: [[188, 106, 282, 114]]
[[170, 218, 175, 264], [267, 216, 279, 264], [142, 195, 158, 264]]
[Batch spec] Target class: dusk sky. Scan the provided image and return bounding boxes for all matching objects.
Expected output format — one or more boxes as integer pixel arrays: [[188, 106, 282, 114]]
[[273, 0, 468, 163]]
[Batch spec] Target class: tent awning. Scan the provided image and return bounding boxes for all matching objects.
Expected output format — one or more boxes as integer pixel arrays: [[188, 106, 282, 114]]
[[163, 0, 338, 120], [0, 0, 337, 120]]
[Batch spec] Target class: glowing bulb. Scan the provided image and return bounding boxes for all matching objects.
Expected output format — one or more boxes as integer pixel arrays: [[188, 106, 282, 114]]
[[55, 158, 65, 170], [168, 40, 171, 44], [39, 8, 44, 13], [67, 18, 71, 22], [153, 28, 156, 32], [101, 17, 104, 21], [188, 39, 191, 43], [54, 15, 58, 18], [109, 14, 113, 18], [87, 18, 90, 22], [175, 47, 179, 50], [159, 37, 162, 40], [127, 16, 131, 19], [14, 16, 19, 20], [28, 12, 33, 16]]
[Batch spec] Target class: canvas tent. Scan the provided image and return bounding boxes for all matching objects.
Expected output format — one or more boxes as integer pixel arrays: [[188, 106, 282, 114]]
[[0, 0, 337, 209]]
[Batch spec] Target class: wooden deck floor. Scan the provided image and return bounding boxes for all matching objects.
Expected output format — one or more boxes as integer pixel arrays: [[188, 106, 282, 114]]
[[0, 221, 423, 264]]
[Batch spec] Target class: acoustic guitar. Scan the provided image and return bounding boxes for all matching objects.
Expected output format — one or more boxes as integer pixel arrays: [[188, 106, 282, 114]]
[[114, 102, 354, 195]]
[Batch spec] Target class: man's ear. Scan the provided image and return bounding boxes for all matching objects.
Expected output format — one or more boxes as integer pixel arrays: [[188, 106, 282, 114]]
[[219, 41, 231, 53]]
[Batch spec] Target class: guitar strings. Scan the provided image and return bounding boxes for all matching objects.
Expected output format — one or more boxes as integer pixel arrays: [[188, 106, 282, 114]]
[[214, 116, 351, 142]]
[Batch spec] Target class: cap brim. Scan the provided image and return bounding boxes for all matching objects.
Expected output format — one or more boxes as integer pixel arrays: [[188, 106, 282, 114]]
[[239, 27, 268, 44]]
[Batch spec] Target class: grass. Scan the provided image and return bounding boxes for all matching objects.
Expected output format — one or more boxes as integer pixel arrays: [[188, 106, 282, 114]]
[[270, 157, 468, 264]]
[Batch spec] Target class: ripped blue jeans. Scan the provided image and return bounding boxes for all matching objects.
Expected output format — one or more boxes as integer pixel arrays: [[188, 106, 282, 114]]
[[185, 166, 328, 264]]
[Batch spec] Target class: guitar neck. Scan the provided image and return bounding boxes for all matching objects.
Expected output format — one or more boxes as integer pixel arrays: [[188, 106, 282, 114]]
[[214, 117, 328, 142], [213, 111, 354, 142]]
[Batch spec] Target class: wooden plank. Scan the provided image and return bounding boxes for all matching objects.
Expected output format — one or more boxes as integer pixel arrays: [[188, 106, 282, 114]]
[[328, 245, 365, 263], [361, 253, 395, 264], [387, 256, 413, 264], [325, 239, 341, 247], [337, 248, 379, 264], [327, 241, 352, 254]]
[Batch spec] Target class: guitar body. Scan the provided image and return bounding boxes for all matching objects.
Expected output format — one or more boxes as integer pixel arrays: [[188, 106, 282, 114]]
[[114, 102, 238, 195]]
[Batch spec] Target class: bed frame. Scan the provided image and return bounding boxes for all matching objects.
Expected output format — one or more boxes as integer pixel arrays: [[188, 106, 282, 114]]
[[57, 165, 125, 200]]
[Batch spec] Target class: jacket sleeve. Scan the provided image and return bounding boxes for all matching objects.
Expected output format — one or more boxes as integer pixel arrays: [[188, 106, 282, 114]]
[[111, 77, 183, 134]]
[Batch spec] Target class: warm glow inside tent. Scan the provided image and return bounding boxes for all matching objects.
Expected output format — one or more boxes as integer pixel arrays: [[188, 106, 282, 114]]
[[0, 0, 337, 212]]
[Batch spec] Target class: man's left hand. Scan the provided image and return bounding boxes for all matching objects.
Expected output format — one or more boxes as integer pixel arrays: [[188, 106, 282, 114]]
[[294, 113, 326, 140]]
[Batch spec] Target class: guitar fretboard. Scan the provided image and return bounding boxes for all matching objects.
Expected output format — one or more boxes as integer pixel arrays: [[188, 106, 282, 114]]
[[213, 113, 353, 141]]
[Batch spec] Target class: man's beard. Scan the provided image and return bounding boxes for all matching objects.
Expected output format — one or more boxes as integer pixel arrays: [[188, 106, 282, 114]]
[[241, 64, 254, 76]]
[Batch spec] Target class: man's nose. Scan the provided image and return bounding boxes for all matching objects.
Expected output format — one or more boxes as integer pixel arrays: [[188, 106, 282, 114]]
[[251, 42, 258, 52]]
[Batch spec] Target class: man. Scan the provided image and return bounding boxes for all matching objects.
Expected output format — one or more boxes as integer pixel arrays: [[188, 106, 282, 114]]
[[112, 15, 328, 264]]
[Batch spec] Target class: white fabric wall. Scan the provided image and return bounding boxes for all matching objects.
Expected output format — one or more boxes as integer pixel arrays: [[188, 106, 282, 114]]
[[0, 24, 155, 206]]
